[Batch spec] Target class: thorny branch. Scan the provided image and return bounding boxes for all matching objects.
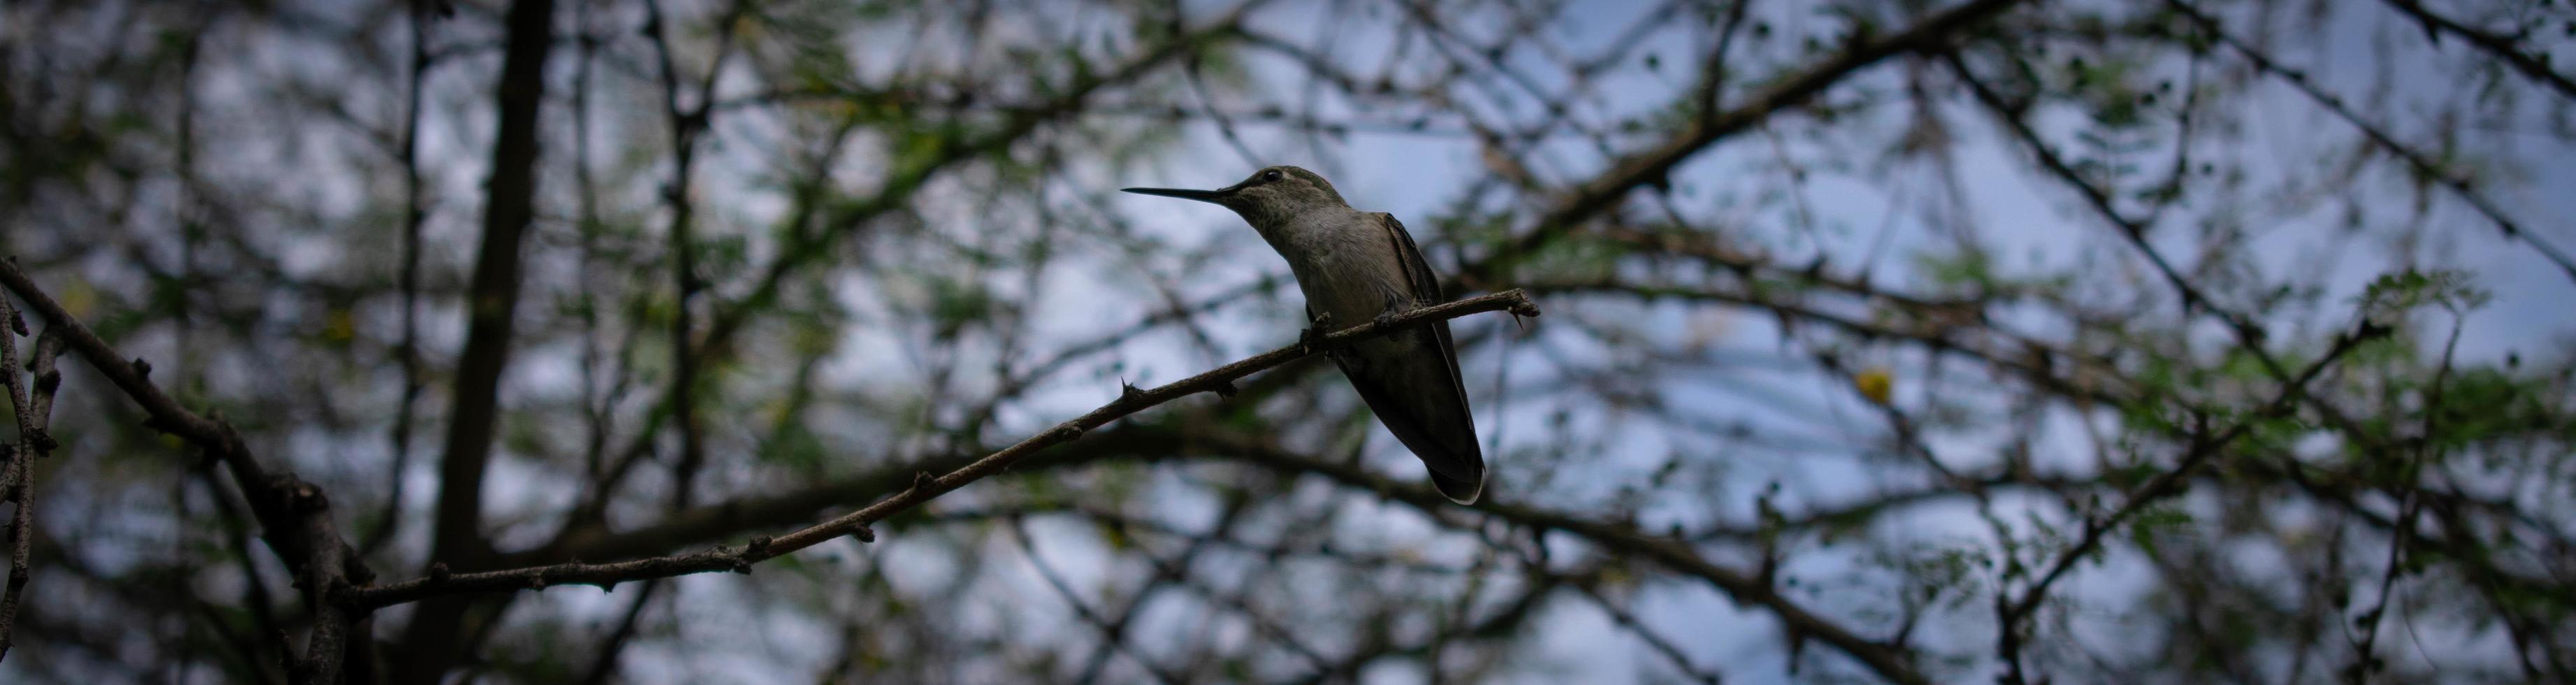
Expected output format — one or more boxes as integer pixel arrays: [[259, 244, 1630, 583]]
[[2167, 0, 2576, 284], [1475, 0, 2030, 281], [1167, 427, 1938, 685], [2377, 0, 2576, 102], [346, 290, 1539, 608], [561, 4, 1266, 545], [1990, 322, 2389, 684]]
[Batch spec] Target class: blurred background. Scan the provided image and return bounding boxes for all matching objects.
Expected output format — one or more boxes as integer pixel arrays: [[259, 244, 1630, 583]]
[[1, 0, 2572, 682]]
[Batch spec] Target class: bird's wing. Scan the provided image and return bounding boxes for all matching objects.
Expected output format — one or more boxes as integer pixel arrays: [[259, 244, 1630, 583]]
[[1334, 212, 1481, 503], [1375, 212, 1469, 403]]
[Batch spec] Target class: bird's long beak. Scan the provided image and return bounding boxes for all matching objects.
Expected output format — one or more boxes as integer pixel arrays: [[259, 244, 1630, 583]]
[[1120, 185, 1235, 203]]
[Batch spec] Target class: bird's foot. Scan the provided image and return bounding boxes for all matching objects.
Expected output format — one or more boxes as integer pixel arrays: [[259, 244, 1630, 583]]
[[1300, 312, 1336, 356], [1371, 309, 1402, 329]]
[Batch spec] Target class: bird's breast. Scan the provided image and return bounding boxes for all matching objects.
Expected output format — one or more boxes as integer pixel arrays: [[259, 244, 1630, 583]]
[[1264, 213, 1410, 324], [1296, 249, 1407, 324]]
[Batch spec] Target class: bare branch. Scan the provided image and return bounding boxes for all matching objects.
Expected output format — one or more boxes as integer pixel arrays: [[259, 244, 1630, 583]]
[[0, 293, 41, 661], [347, 290, 1541, 607], [1990, 321, 2389, 684], [0, 258, 373, 678], [2378, 0, 2576, 103], [1477, 0, 2030, 281], [2169, 0, 2576, 284], [1191, 431, 1937, 685], [404, 0, 562, 673]]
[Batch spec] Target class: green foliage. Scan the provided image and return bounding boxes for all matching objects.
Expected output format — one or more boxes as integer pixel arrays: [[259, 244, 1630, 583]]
[[1916, 250, 1995, 289], [760, 421, 827, 470], [1876, 542, 1991, 612], [2125, 505, 2192, 561], [1524, 233, 1633, 282], [2359, 268, 2489, 322], [925, 273, 994, 339]]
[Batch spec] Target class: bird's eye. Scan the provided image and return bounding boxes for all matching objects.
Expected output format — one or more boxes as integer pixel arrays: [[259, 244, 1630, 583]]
[[1261, 170, 1284, 182]]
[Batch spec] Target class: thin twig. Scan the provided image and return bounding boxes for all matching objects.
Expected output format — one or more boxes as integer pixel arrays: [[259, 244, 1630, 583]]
[[1989, 320, 2388, 683], [2377, 0, 2576, 102], [2347, 312, 2465, 682], [2169, 0, 2576, 284], [1477, 0, 2030, 281], [361, 0, 439, 559], [1189, 428, 1934, 685], [1011, 517, 1183, 685]]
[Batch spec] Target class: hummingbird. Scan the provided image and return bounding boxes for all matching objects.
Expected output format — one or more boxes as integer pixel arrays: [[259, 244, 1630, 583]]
[[1124, 166, 1486, 504]]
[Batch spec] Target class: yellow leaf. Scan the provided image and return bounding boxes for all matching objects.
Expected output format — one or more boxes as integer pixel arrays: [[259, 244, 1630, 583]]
[[1854, 366, 1893, 405]]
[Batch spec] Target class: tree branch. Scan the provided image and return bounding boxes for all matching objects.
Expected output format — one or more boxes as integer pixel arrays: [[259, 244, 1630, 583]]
[[346, 289, 1540, 608], [426, 0, 556, 570], [1185, 429, 1935, 685], [405, 0, 560, 676], [2378, 0, 2576, 103], [1989, 319, 2389, 684], [2167, 0, 2576, 284], [0, 258, 372, 679], [0, 295, 47, 662], [565, 5, 1264, 535], [1475, 0, 2029, 281], [361, 0, 440, 559]]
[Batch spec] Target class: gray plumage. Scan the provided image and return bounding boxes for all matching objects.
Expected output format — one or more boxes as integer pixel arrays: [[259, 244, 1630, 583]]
[[1124, 166, 1486, 503]]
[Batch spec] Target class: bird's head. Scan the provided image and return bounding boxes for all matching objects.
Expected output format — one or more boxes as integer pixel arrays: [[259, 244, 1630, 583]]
[[1123, 166, 1347, 227]]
